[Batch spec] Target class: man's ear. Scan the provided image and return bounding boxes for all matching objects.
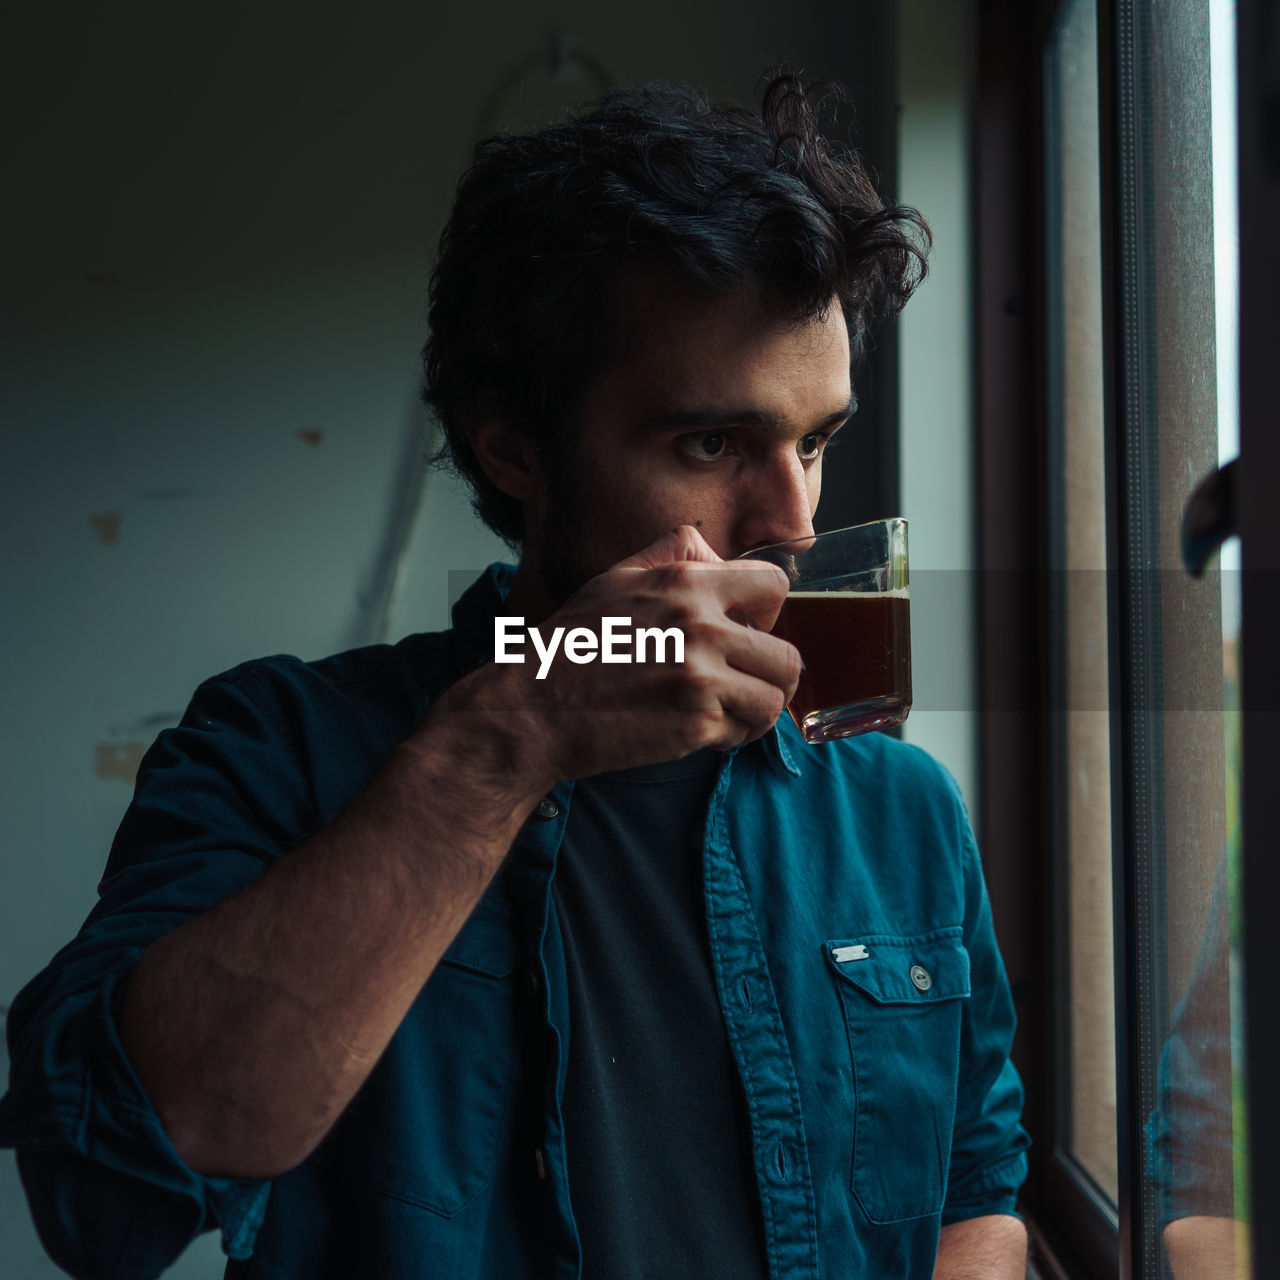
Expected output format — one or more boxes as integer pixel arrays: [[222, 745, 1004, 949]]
[[469, 418, 542, 501]]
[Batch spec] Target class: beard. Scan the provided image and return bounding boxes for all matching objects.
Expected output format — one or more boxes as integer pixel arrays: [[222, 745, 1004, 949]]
[[530, 448, 602, 608]]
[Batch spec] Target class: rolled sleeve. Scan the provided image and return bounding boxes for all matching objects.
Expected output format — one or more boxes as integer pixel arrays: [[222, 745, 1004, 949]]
[[0, 663, 329, 1277], [941, 827, 1030, 1224], [4, 968, 269, 1278]]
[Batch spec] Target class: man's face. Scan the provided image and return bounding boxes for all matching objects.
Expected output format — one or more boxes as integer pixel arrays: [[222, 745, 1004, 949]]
[[528, 275, 853, 601]]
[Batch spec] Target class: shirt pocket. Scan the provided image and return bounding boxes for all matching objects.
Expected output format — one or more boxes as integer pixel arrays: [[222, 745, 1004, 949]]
[[317, 891, 522, 1219], [824, 927, 970, 1224]]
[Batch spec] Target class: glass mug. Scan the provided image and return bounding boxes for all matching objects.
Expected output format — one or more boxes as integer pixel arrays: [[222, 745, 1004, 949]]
[[740, 518, 911, 743]]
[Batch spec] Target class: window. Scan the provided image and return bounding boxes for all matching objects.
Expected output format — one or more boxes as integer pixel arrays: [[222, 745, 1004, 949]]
[[1039, 0, 1247, 1274]]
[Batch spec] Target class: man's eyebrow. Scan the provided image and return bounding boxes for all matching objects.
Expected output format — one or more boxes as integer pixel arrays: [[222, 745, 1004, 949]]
[[635, 402, 855, 432]]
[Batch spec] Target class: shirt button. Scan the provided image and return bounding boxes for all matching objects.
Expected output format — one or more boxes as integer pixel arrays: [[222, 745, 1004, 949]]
[[909, 964, 932, 992], [535, 798, 560, 820]]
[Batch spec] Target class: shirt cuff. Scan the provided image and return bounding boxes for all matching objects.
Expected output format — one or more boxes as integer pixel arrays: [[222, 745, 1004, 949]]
[[1, 966, 269, 1269], [940, 1151, 1029, 1226]]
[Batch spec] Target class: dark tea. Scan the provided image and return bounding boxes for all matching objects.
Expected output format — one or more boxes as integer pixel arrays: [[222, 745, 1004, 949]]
[[770, 590, 912, 741]]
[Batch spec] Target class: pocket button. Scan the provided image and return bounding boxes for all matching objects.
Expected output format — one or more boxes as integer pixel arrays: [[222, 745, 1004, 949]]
[[909, 964, 932, 992]]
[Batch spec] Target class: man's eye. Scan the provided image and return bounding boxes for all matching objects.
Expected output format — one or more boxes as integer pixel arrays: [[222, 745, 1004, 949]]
[[687, 432, 728, 459], [797, 433, 826, 460]]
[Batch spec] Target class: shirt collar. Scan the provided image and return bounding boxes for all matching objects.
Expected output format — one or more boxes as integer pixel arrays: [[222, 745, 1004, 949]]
[[760, 718, 804, 777]]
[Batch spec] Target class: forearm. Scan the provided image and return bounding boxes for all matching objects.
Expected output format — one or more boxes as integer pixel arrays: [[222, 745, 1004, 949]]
[[120, 667, 553, 1181], [933, 1214, 1027, 1279]]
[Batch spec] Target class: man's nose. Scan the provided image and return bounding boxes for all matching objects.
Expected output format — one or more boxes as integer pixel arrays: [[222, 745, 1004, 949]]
[[734, 453, 817, 552]]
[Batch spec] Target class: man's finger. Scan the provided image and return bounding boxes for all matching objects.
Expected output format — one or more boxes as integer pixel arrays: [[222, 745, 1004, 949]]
[[715, 673, 793, 746], [707, 561, 792, 634], [720, 626, 801, 703]]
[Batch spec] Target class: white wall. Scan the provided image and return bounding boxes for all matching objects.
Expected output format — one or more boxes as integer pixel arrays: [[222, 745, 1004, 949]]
[[1, 3, 900, 1276], [897, 0, 980, 817]]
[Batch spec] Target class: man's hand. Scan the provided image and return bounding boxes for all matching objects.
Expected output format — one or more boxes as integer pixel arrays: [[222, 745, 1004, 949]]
[[438, 524, 801, 786], [119, 527, 800, 1181]]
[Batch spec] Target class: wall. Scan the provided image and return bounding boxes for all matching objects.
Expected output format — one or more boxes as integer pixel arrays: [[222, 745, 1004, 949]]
[[1, 2, 903, 1275], [897, 0, 979, 814]]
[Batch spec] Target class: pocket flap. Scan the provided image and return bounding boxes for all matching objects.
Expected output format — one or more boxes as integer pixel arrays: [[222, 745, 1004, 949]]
[[823, 929, 970, 1004], [440, 892, 519, 978]]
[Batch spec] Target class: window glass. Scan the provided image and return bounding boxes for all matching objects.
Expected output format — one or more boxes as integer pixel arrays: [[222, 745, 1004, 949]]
[[1045, 4, 1247, 1273], [1046, 0, 1119, 1208], [1142, 0, 1248, 1272]]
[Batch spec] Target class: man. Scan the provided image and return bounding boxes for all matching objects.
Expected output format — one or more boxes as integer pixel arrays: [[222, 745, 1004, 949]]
[[0, 74, 1028, 1277]]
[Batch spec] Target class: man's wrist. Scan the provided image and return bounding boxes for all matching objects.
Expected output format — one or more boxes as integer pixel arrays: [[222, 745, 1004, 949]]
[[408, 662, 559, 826]]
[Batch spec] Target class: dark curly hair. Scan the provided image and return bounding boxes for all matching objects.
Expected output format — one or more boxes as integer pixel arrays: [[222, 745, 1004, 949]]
[[422, 71, 930, 544]]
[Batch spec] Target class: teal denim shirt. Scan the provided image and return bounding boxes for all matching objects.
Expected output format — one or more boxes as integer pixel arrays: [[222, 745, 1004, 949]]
[[1, 565, 1028, 1279]]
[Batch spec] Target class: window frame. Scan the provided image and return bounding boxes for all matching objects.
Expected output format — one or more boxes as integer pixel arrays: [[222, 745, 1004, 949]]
[[973, 0, 1123, 1273], [977, 0, 1275, 1275]]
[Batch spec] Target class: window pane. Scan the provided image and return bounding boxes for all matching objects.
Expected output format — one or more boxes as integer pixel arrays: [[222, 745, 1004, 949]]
[[1141, 0, 1249, 1272], [1047, 0, 1119, 1208]]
